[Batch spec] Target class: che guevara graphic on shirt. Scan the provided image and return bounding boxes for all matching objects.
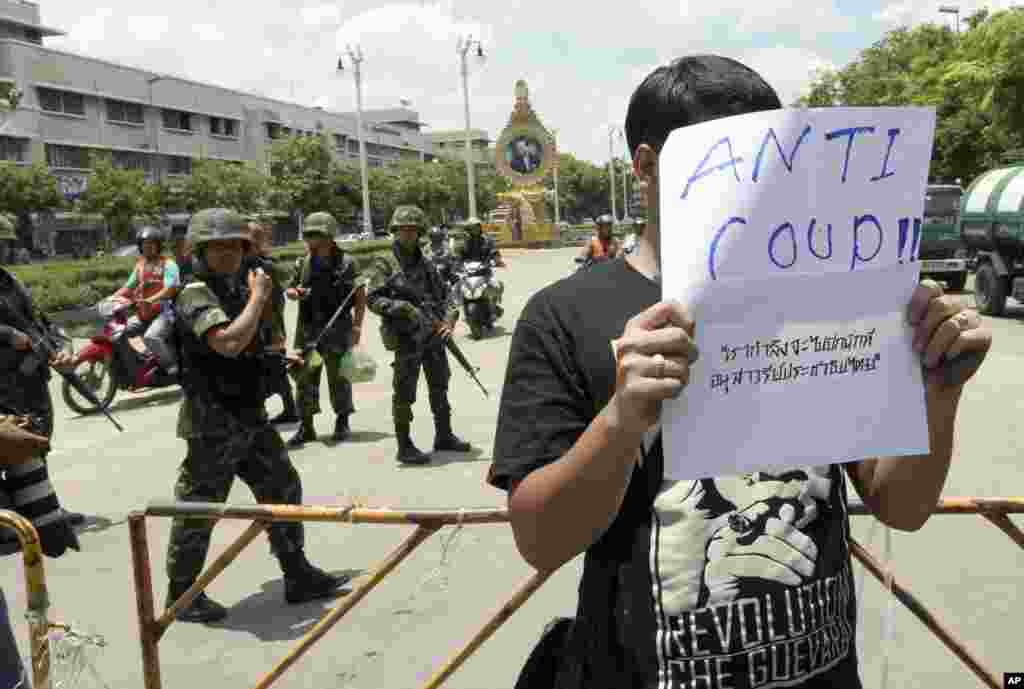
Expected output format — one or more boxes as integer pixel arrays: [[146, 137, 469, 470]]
[[644, 429, 857, 689]]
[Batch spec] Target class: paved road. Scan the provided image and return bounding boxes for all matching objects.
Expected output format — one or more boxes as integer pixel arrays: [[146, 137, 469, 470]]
[[2, 252, 1022, 689]]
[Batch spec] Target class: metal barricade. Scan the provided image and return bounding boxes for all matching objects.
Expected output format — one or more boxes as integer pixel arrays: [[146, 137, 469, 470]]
[[129, 497, 1024, 689]]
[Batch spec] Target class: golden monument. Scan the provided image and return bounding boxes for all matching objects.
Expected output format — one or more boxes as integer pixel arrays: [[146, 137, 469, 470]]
[[486, 80, 557, 243]]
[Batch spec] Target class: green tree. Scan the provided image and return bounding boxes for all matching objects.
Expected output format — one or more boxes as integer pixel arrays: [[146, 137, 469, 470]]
[[77, 155, 159, 246], [540, 152, 613, 222], [267, 135, 355, 225], [797, 8, 1024, 184], [181, 160, 268, 214], [0, 161, 64, 248]]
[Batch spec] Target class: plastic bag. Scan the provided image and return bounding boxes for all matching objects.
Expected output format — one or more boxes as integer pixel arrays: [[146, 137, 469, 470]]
[[340, 348, 377, 383]]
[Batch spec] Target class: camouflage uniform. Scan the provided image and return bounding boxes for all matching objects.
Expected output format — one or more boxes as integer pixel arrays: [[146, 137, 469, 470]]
[[453, 217, 501, 265], [243, 221, 299, 424], [0, 214, 80, 556], [287, 212, 362, 446], [366, 206, 471, 464], [165, 208, 346, 624]]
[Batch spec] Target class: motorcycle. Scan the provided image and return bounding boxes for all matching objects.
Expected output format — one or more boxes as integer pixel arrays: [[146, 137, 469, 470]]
[[456, 259, 504, 339], [61, 297, 179, 415]]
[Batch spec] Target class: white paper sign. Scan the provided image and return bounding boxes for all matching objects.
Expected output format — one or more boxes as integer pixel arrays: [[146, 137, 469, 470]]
[[659, 107, 936, 480]]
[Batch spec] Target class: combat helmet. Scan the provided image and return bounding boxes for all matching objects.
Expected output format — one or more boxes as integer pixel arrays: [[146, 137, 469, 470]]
[[389, 205, 428, 234], [303, 211, 338, 239], [186, 208, 251, 254], [136, 225, 166, 254], [0, 214, 16, 242]]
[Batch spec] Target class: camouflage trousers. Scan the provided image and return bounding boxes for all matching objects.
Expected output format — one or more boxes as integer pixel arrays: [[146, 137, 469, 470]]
[[291, 347, 354, 419], [166, 424, 303, 585], [391, 341, 451, 425]]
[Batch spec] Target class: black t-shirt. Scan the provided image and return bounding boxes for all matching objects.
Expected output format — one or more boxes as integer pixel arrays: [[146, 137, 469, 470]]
[[489, 257, 862, 689]]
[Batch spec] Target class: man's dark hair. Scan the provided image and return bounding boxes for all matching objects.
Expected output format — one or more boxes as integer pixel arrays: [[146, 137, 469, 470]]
[[625, 55, 782, 157]]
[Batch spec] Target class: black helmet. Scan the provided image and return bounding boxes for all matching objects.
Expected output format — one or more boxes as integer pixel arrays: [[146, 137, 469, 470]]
[[136, 225, 165, 254]]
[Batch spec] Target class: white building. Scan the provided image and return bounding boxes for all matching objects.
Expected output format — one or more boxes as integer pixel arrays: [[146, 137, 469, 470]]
[[0, 0, 437, 202]]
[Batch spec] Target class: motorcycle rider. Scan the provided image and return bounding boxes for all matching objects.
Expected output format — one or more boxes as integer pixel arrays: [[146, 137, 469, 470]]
[[111, 226, 181, 376], [244, 218, 299, 425], [285, 212, 366, 447], [576, 214, 620, 268], [366, 205, 472, 465], [453, 217, 505, 267], [0, 213, 83, 552], [165, 208, 348, 624], [427, 226, 458, 287]]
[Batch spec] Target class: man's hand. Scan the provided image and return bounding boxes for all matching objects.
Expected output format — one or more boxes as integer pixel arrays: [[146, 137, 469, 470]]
[[0, 415, 50, 464], [49, 350, 75, 371], [248, 267, 273, 304], [11, 331, 31, 351], [908, 280, 991, 388], [607, 301, 699, 436], [286, 287, 309, 301], [434, 320, 453, 341]]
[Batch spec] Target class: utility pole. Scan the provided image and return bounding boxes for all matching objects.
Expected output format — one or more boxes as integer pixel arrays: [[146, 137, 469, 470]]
[[608, 126, 619, 223], [457, 35, 486, 220], [551, 128, 560, 225], [337, 47, 372, 235]]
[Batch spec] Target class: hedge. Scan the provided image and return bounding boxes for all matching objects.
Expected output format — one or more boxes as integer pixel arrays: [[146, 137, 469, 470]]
[[10, 239, 394, 315], [12, 233, 603, 315]]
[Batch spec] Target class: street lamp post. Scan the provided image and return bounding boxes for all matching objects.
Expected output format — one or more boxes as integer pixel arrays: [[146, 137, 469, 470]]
[[607, 126, 619, 223], [939, 5, 960, 34], [457, 35, 485, 220], [337, 47, 373, 235], [551, 128, 560, 225]]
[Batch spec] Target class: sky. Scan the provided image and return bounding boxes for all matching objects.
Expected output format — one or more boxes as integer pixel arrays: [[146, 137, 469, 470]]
[[38, 0, 1018, 165]]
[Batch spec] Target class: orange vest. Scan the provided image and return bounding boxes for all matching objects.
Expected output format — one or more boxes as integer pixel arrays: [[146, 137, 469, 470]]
[[590, 236, 616, 260], [133, 257, 166, 321]]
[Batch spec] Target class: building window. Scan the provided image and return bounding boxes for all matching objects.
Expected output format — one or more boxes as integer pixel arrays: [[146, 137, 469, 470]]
[[333, 134, 346, 150], [266, 123, 281, 140], [0, 137, 25, 162], [167, 156, 191, 175], [45, 144, 91, 169], [37, 88, 85, 116], [210, 117, 239, 137], [162, 109, 192, 131], [112, 150, 151, 172], [106, 99, 144, 124]]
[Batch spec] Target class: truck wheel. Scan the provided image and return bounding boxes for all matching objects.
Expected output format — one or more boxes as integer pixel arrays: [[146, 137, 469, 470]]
[[974, 263, 1007, 316], [946, 273, 967, 292]]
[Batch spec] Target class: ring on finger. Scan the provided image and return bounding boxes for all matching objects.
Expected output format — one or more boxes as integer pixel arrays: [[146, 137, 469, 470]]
[[954, 311, 974, 332], [653, 353, 666, 379]]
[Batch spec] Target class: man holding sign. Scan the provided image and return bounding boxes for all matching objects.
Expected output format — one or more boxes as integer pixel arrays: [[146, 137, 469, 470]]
[[489, 55, 991, 689]]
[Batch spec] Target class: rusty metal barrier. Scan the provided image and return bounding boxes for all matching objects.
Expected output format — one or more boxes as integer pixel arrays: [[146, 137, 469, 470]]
[[0, 509, 52, 689], [129, 497, 1024, 689]]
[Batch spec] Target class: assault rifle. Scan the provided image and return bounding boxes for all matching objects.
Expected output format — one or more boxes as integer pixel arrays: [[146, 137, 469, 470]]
[[381, 272, 489, 398], [8, 307, 124, 432], [301, 284, 361, 358]]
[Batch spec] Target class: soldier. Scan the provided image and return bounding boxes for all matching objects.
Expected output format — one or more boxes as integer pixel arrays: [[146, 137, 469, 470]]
[[244, 218, 299, 425], [285, 212, 366, 447], [453, 217, 505, 267], [165, 208, 347, 624], [426, 225, 458, 288], [0, 213, 83, 553], [366, 205, 472, 465]]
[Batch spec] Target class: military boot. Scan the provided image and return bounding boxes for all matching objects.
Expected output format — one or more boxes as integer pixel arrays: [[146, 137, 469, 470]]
[[165, 580, 228, 624], [433, 415, 472, 453], [395, 420, 429, 465], [287, 417, 317, 448], [279, 550, 350, 605], [331, 415, 351, 442]]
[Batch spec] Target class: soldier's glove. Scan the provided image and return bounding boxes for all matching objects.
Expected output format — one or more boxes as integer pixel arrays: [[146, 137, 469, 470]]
[[3, 458, 81, 558]]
